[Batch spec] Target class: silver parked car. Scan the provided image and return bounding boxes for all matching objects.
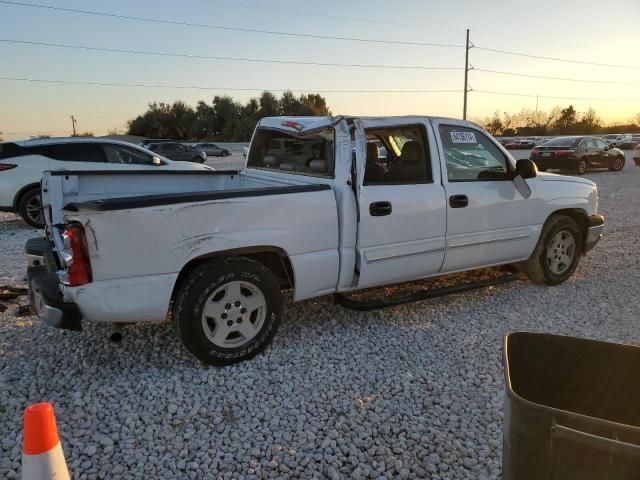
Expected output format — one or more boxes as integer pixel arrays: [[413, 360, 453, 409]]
[[192, 143, 231, 157]]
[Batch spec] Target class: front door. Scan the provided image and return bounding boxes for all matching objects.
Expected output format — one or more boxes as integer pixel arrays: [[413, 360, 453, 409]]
[[433, 120, 538, 273], [354, 119, 447, 289]]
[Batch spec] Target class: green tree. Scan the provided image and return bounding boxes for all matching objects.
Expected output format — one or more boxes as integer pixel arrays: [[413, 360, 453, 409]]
[[258, 91, 280, 118], [553, 105, 578, 132]]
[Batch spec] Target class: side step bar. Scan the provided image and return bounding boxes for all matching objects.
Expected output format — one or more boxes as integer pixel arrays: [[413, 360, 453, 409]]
[[334, 270, 521, 311]]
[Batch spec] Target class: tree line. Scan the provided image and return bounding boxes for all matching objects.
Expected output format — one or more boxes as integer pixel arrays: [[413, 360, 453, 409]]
[[127, 91, 331, 141], [477, 107, 640, 137]]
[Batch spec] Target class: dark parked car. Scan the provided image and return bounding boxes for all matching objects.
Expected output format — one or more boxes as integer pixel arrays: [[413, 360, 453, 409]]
[[192, 143, 231, 157], [139, 138, 173, 149], [147, 142, 207, 163], [616, 135, 640, 150], [530, 136, 625, 174]]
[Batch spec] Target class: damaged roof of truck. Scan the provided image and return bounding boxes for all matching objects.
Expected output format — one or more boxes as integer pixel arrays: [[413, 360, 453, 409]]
[[258, 116, 481, 134]]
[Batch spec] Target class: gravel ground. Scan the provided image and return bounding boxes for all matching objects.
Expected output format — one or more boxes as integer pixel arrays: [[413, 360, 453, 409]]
[[1, 154, 639, 479]]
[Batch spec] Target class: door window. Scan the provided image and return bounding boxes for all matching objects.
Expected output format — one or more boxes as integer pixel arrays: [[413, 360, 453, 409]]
[[54, 143, 107, 163], [363, 126, 431, 184], [103, 144, 157, 165], [439, 125, 510, 182], [594, 138, 608, 149]]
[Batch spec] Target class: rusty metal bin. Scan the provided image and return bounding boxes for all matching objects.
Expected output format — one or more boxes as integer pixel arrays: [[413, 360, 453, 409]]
[[503, 332, 640, 480]]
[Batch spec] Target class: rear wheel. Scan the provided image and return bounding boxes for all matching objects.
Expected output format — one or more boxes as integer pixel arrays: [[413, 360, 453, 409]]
[[173, 257, 283, 365], [523, 215, 583, 285], [609, 156, 625, 172], [192, 157, 205, 164], [575, 158, 587, 175], [221, 150, 229, 157], [17, 188, 44, 228]]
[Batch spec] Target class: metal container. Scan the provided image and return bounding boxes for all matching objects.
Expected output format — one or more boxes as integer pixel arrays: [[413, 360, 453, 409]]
[[503, 332, 640, 479]]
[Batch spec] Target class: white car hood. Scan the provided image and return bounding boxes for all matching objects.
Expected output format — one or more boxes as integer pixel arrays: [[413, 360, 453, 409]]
[[537, 171, 595, 187]]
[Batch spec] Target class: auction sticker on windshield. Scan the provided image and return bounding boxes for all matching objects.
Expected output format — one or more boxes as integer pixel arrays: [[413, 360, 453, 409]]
[[450, 131, 476, 144]]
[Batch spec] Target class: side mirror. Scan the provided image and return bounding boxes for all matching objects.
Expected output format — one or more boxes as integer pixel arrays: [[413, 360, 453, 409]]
[[604, 145, 609, 151], [152, 156, 162, 166], [515, 159, 537, 179]]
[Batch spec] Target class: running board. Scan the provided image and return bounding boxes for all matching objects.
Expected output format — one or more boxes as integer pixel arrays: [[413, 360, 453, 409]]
[[334, 271, 521, 311]]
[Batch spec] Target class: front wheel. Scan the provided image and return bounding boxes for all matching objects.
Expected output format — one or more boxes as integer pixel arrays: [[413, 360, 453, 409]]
[[609, 156, 625, 172], [221, 150, 229, 157], [575, 159, 587, 175], [173, 257, 283, 365], [18, 189, 45, 228], [522, 215, 583, 285]]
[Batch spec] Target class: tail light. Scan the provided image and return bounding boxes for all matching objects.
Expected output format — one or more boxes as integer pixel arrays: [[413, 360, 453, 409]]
[[60, 224, 91, 286], [554, 149, 574, 157], [0, 163, 17, 171]]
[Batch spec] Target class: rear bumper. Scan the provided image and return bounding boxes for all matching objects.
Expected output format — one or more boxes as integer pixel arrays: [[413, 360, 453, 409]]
[[532, 158, 576, 170], [584, 215, 604, 253], [25, 237, 82, 331]]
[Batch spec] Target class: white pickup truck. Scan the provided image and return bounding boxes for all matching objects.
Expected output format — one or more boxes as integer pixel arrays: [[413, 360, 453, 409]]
[[26, 116, 603, 365]]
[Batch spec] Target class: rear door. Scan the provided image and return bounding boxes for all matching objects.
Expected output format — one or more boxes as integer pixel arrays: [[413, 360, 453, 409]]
[[51, 142, 111, 170], [353, 118, 447, 289], [432, 119, 538, 272]]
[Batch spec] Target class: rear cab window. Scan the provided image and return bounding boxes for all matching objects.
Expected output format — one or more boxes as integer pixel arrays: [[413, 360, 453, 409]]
[[247, 128, 335, 177]]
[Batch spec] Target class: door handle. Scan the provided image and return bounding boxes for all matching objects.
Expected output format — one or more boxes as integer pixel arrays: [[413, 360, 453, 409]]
[[369, 201, 392, 216], [449, 195, 468, 208]]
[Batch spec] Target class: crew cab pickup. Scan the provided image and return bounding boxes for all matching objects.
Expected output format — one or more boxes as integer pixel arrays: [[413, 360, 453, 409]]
[[26, 116, 604, 365]]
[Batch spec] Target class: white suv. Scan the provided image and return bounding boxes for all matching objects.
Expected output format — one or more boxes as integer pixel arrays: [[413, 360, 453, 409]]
[[0, 137, 212, 228]]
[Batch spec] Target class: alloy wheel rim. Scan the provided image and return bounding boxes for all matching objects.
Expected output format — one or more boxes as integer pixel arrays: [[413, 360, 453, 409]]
[[578, 161, 586, 174], [201, 280, 267, 348], [546, 230, 576, 275], [26, 195, 43, 225]]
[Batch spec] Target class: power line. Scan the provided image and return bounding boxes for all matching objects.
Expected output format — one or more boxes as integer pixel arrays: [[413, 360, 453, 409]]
[[475, 68, 640, 85], [475, 45, 640, 69], [0, 1, 464, 48], [0, 76, 461, 94], [0, 39, 463, 71], [473, 89, 640, 102]]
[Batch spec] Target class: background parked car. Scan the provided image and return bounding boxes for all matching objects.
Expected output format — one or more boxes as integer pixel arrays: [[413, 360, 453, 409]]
[[601, 133, 631, 147], [504, 139, 536, 150], [616, 134, 640, 150], [0, 138, 211, 228], [146, 142, 207, 163], [139, 138, 173, 149], [192, 143, 231, 157], [530, 136, 625, 174], [634, 144, 640, 166]]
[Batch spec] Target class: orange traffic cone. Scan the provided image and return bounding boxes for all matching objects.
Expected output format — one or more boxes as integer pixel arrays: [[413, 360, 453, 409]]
[[21, 403, 70, 480]]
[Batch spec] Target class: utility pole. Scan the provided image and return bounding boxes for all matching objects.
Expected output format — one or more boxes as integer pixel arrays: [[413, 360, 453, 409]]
[[534, 95, 539, 136], [70, 115, 77, 136], [463, 29, 472, 120]]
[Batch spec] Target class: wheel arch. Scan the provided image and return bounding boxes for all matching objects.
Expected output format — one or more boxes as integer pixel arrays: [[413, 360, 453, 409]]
[[170, 246, 295, 303], [546, 208, 589, 253], [13, 182, 41, 210]]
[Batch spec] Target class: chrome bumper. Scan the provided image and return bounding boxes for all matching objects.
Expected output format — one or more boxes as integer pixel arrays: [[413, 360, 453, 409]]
[[584, 215, 604, 253]]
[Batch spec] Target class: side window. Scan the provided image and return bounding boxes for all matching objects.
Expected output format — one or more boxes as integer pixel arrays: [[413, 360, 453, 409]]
[[363, 125, 432, 185], [594, 139, 608, 149], [54, 143, 107, 163], [438, 125, 510, 182], [103, 145, 156, 165]]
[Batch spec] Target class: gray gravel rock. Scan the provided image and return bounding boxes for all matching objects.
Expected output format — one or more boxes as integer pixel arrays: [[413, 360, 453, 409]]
[[1, 158, 639, 478]]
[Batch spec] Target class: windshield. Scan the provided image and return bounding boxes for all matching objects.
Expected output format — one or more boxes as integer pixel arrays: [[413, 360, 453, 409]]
[[247, 127, 334, 177], [542, 137, 579, 147]]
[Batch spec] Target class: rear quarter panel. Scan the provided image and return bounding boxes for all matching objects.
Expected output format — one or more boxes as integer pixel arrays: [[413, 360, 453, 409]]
[[68, 188, 340, 302]]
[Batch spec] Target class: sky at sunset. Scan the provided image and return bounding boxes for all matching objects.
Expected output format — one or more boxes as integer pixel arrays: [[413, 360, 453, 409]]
[[1, 0, 639, 140]]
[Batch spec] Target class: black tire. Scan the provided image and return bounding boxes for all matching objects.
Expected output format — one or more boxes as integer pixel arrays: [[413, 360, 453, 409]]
[[522, 215, 583, 286], [608, 156, 625, 172], [17, 188, 44, 228], [575, 158, 587, 175], [221, 150, 229, 157], [192, 157, 205, 164], [173, 256, 283, 365]]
